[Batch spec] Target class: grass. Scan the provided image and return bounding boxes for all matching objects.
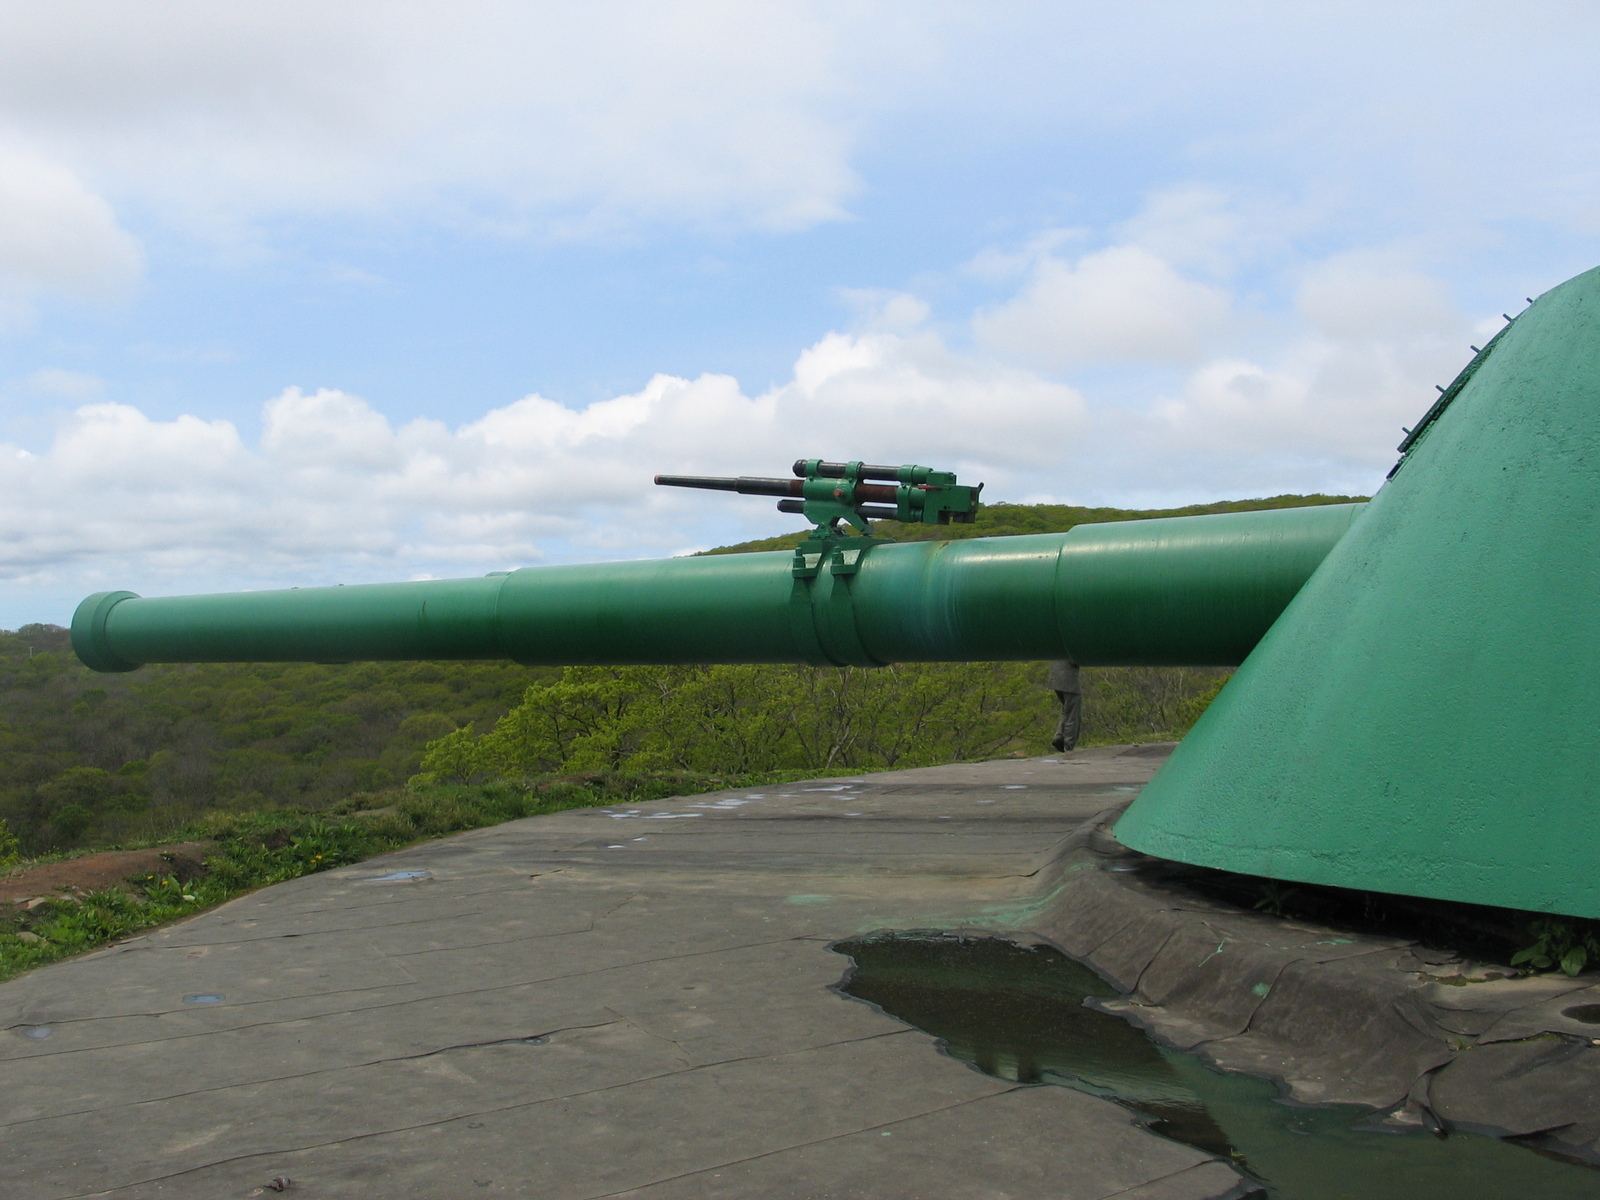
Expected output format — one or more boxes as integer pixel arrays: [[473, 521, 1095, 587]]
[[0, 769, 812, 983]]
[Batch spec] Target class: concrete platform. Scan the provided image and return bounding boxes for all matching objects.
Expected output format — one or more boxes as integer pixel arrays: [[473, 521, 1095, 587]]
[[0, 747, 1251, 1200]]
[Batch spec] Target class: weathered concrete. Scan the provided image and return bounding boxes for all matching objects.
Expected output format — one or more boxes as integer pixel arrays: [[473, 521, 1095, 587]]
[[0, 747, 1251, 1200], [1040, 805, 1600, 1164]]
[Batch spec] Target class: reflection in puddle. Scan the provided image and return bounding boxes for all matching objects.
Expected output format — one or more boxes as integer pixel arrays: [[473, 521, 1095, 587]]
[[832, 935, 1600, 1200]]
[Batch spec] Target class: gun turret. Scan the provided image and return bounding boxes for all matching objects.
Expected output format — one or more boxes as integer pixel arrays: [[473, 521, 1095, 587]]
[[59, 264, 1600, 922], [656, 459, 981, 535]]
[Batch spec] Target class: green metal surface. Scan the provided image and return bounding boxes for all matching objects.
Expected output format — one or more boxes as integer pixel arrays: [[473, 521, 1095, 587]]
[[1116, 265, 1600, 919], [72, 503, 1361, 674]]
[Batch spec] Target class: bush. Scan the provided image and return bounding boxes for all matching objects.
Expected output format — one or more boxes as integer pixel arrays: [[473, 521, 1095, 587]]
[[419, 662, 1232, 785]]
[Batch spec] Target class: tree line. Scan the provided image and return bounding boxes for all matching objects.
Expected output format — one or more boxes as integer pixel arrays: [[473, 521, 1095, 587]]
[[418, 661, 1227, 783]]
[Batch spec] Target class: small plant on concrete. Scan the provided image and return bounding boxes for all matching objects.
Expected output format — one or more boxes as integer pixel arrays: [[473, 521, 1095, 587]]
[[1252, 880, 1300, 918], [1512, 917, 1600, 977]]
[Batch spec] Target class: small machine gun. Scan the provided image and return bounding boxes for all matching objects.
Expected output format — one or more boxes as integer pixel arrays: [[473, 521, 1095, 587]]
[[655, 459, 982, 535], [655, 459, 983, 579]]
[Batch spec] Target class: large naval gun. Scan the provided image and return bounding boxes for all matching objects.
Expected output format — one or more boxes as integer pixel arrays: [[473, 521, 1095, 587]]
[[70, 266, 1600, 922]]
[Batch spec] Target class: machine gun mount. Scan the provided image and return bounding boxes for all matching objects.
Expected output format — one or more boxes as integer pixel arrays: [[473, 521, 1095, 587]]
[[655, 459, 983, 578]]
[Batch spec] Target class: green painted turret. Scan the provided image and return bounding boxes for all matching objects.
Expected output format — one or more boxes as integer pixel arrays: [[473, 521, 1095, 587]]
[[1115, 265, 1600, 919]]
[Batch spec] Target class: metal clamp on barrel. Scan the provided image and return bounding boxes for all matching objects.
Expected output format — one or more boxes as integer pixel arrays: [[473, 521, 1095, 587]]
[[656, 457, 984, 665]]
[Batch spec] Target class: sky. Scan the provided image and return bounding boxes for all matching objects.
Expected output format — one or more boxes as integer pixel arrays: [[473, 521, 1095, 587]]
[[2, 1, 1599, 626]]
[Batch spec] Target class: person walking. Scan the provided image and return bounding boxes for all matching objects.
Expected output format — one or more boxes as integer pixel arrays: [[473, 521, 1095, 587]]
[[1048, 659, 1081, 752]]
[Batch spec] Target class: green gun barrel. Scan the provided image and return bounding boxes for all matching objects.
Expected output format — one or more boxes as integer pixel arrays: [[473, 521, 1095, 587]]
[[72, 504, 1363, 673]]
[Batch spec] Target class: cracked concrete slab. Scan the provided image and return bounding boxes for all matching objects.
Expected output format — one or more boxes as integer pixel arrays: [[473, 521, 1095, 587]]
[[2, 748, 1247, 1200]]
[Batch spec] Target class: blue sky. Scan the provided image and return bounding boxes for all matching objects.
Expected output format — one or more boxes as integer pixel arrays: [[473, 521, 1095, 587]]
[[2, 2, 1599, 625]]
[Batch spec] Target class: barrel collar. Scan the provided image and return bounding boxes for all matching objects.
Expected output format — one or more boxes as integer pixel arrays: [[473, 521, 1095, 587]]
[[71, 590, 142, 673]]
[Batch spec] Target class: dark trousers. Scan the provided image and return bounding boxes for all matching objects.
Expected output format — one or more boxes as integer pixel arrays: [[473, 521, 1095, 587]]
[[1053, 691, 1082, 752]]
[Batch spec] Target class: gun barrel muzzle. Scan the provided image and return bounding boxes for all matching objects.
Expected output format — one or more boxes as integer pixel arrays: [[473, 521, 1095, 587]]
[[660, 475, 902, 504], [656, 475, 803, 498]]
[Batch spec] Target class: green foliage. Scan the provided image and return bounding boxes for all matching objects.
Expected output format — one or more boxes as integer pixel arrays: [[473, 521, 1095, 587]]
[[422, 660, 1231, 783], [1251, 880, 1301, 918], [0, 818, 20, 868], [1512, 917, 1600, 976], [0, 772, 756, 981], [0, 623, 551, 854], [702, 493, 1366, 556]]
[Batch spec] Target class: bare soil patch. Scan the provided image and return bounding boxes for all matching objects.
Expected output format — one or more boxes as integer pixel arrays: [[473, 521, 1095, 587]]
[[0, 843, 212, 903]]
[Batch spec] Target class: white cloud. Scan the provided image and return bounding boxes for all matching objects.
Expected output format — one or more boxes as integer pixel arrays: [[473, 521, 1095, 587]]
[[0, 225, 1494, 620], [0, 147, 142, 323], [0, 2, 886, 239], [1294, 251, 1464, 343], [0, 319, 1087, 601], [974, 245, 1232, 371], [1106, 254, 1479, 497], [0, 1, 1592, 343], [0, 3, 1594, 259]]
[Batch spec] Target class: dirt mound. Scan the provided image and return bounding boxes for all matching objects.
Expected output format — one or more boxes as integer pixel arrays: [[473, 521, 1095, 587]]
[[0, 843, 212, 904]]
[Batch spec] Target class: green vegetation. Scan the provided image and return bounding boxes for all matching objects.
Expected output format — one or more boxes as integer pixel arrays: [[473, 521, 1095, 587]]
[[0, 623, 550, 854], [0, 771, 784, 982], [702, 493, 1364, 555], [1512, 917, 1600, 977], [420, 662, 1228, 782]]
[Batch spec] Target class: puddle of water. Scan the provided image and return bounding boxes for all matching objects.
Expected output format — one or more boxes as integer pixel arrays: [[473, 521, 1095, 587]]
[[18, 1025, 51, 1039], [357, 870, 432, 883], [1563, 1004, 1600, 1024], [833, 935, 1600, 1200], [182, 993, 224, 1005]]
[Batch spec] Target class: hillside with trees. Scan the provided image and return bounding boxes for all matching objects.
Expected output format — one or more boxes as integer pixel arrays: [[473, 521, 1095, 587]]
[[1, 494, 1361, 855]]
